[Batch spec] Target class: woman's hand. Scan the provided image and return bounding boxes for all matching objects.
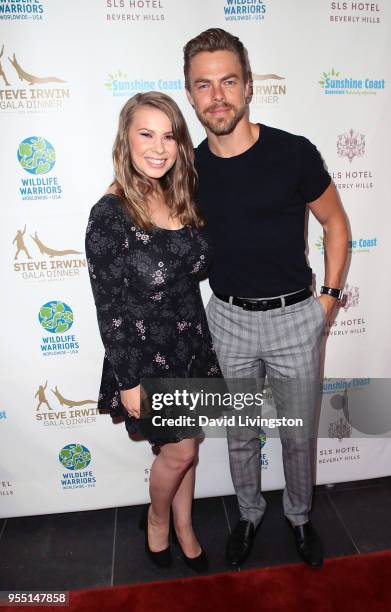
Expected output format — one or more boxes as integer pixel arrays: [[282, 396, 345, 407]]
[[120, 385, 141, 418]]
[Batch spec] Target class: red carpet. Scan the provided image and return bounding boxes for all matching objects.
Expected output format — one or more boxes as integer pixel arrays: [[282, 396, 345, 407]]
[[4, 550, 391, 612]]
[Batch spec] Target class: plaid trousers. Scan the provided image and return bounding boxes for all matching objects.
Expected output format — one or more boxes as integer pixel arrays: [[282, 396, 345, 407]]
[[206, 292, 325, 527]]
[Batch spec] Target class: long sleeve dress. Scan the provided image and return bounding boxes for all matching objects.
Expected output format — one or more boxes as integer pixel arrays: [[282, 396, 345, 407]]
[[85, 194, 223, 445]]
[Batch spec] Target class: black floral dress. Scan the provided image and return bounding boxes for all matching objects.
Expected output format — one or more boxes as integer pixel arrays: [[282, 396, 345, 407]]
[[85, 194, 223, 445]]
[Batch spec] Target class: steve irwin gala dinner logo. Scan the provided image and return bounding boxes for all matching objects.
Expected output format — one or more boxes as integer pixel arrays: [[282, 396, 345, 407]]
[[13, 224, 86, 282], [0, 44, 70, 113]]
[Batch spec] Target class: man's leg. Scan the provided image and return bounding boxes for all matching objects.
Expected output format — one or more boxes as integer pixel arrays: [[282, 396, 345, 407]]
[[206, 294, 266, 528], [260, 294, 324, 567], [260, 295, 324, 525]]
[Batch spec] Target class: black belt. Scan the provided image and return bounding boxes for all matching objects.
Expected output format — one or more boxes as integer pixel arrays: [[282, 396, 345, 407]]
[[214, 288, 312, 311]]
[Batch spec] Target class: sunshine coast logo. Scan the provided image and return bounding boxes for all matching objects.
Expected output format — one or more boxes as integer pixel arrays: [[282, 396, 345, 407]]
[[105, 0, 165, 22], [223, 0, 266, 22], [0, 45, 70, 113], [331, 129, 374, 191], [17, 136, 63, 200], [13, 225, 86, 282], [0, 0, 44, 21], [329, 2, 381, 25], [35, 380, 98, 428], [319, 68, 384, 95], [250, 72, 286, 106], [315, 235, 378, 255], [38, 300, 79, 357], [59, 443, 97, 490], [105, 70, 182, 97]]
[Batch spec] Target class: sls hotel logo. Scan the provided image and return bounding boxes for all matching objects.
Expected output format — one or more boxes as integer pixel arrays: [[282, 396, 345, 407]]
[[223, 0, 266, 22], [323, 283, 366, 338], [319, 69, 385, 95], [332, 128, 375, 191], [329, 2, 381, 25], [105, 0, 165, 22], [0, 44, 70, 113], [17, 136, 63, 201]]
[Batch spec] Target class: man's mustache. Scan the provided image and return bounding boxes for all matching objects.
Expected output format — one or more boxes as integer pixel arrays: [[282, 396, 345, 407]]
[[204, 103, 234, 113]]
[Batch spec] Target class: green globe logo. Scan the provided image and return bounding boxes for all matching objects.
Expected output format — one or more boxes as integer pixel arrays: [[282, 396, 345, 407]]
[[17, 136, 56, 175], [259, 429, 267, 449], [38, 301, 73, 333], [59, 444, 91, 470]]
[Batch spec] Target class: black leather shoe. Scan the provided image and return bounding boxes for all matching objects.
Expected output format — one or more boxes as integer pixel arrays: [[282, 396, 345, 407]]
[[290, 520, 323, 568], [139, 504, 172, 568], [226, 519, 255, 566]]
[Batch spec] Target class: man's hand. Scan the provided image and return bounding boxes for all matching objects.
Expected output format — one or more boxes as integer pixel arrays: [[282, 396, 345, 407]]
[[317, 294, 338, 321], [120, 385, 141, 418]]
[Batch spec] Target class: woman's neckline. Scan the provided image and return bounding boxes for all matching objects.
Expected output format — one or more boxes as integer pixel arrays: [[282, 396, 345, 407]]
[[103, 193, 187, 232]]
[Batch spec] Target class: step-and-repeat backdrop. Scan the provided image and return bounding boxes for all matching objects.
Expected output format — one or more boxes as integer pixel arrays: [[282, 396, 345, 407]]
[[1, 1, 390, 518]]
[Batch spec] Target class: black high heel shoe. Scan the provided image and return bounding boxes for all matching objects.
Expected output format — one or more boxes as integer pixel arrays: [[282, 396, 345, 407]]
[[172, 527, 209, 573], [139, 504, 172, 568]]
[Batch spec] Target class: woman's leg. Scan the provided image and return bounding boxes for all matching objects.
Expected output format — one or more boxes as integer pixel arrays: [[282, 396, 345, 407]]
[[148, 437, 196, 552], [171, 450, 203, 558]]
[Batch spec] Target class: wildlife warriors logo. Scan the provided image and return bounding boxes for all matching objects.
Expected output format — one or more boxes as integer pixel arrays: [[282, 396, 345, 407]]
[[59, 444, 91, 471], [37, 300, 79, 357], [0, 1, 44, 20], [34, 380, 98, 428], [337, 129, 365, 163], [17, 136, 62, 200], [13, 225, 86, 282], [38, 301, 73, 334], [0, 43, 70, 113], [17, 136, 55, 175], [259, 428, 269, 469], [59, 443, 97, 490]]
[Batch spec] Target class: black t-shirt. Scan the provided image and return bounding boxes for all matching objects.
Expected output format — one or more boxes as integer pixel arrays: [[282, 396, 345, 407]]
[[194, 123, 331, 298]]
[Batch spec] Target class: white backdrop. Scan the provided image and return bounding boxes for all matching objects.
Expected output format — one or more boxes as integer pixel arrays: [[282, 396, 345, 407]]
[[1, 0, 391, 518]]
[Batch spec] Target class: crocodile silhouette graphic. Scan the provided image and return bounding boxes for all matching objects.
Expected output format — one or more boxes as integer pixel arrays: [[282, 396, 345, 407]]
[[31, 232, 83, 257], [251, 73, 285, 81], [8, 53, 66, 85], [51, 386, 96, 407]]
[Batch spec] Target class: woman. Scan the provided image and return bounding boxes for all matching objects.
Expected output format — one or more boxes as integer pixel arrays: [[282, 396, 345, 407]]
[[85, 91, 222, 573]]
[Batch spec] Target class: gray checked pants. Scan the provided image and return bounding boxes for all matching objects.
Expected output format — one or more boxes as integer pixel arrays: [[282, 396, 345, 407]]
[[205, 291, 326, 527]]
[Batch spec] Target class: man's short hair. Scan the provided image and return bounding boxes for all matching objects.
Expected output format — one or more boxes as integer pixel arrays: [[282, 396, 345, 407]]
[[183, 28, 251, 90]]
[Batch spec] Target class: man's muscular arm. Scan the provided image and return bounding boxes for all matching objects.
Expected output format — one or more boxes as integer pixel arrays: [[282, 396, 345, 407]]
[[308, 182, 349, 319]]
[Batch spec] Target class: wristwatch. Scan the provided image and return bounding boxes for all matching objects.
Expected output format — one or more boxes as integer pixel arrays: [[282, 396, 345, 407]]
[[320, 286, 344, 300]]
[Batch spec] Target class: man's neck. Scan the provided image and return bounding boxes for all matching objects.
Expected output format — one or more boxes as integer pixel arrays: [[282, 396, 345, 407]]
[[206, 118, 260, 159]]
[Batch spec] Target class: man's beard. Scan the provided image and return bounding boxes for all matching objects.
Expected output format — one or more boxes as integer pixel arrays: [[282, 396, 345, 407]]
[[195, 102, 246, 136]]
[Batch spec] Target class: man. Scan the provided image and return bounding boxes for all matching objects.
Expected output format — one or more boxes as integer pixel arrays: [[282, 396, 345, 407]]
[[183, 28, 348, 568]]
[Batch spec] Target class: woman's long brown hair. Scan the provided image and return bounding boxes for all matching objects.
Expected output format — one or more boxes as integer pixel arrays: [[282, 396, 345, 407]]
[[111, 91, 203, 229]]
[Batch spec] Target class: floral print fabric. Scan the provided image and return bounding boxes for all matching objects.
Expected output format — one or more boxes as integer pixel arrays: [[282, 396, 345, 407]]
[[85, 194, 222, 443]]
